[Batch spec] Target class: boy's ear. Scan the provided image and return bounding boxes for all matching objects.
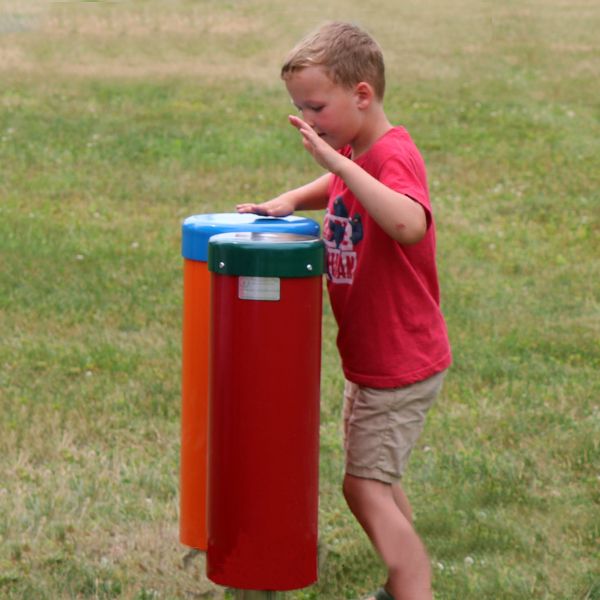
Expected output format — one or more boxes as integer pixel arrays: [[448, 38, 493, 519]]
[[354, 82, 375, 108]]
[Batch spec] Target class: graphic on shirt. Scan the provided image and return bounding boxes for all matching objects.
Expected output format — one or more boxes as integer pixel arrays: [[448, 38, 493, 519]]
[[324, 196, 363, 284]]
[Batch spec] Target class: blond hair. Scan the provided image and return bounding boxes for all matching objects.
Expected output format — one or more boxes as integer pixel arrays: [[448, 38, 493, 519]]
[[281, 22, 386, 100]]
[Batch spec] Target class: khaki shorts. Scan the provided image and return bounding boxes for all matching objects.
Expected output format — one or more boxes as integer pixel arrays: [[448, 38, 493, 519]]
[[343, 370, 447, 484]]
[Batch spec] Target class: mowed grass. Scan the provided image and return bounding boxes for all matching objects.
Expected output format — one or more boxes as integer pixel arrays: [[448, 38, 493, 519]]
[[1, 1, 599, 599]]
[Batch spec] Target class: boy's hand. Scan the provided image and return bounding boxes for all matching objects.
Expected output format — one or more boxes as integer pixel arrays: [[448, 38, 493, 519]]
[[236, 196, 295, 217], [288, 115, 346, 174]]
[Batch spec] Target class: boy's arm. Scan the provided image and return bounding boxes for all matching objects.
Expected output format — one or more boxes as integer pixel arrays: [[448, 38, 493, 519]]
[[289, 115, 427, 245], [237, 174, 329, 217], [331, 157, 427, 245]]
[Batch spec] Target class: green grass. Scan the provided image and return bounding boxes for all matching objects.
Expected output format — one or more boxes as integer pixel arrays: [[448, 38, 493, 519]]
[[1, 1, 599, 598]]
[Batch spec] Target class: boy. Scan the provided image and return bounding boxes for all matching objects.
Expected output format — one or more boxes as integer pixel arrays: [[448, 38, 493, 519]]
[[237, 22, 451, 600]]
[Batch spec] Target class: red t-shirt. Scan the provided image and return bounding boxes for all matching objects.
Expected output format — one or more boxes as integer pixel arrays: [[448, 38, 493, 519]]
[[324, 127, 452, 388]]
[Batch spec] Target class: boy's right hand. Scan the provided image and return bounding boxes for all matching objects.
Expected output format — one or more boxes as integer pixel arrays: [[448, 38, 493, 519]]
[[236, 196, 295, 217]]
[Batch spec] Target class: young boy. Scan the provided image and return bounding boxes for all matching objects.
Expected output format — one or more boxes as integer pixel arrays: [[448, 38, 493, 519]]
[[237, 22, 451, 600]]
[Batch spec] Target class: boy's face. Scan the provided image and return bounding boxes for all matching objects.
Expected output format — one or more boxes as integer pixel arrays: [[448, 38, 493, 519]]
[[284, 66, 363, 151]]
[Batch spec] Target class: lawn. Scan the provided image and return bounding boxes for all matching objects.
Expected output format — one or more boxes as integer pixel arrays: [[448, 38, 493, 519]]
[[0, 1, 598, 599]]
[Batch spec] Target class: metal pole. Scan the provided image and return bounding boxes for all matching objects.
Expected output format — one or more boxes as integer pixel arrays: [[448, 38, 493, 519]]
[[233, 591, 282, 600]]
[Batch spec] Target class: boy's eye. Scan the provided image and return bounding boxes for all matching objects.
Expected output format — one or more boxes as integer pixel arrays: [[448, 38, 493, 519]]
[[291, 102, 324, 114]]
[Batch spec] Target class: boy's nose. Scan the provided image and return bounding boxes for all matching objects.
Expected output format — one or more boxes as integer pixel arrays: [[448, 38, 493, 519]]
[[302, 114, 315, 128], [301, 110, 317, 128]]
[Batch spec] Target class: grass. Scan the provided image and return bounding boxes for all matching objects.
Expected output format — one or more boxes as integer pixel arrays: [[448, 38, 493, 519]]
[[1, 0, 599, 598]]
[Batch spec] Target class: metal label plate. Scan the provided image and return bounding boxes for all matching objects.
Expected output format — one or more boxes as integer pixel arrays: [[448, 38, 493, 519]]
[[238, 276, 281, 301]]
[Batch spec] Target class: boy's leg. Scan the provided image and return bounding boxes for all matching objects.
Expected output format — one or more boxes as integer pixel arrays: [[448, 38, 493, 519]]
[[391, 483, 413, 524], [343, 475, 432, 600], [342, 372, 446, 600]]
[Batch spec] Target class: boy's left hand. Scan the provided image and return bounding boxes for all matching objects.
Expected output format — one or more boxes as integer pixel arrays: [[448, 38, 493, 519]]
[[288, 115, 346, 174]]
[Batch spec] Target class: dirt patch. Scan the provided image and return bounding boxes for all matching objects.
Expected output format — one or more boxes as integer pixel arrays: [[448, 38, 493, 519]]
[[41, 10, 261, 37], [0, 3, 282, 81], [80, 523, 225, 599], [0, 45, 34, 71]]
